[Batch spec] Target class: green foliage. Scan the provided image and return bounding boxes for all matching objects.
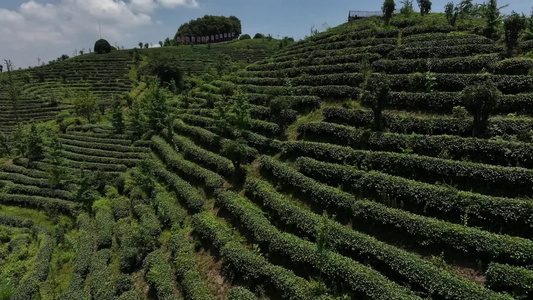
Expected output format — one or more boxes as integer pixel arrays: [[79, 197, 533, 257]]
[[143, 249, 179, 300], [461, 80, 501, 137], [145, 80, 172, 132], [46, 135, 69, 188], [382, 0, 396, 25], [151, 136, 225, 190], [73, 89, 98, 123], [175, 15, 242, 38], [227, 287, 258, 300], [417, 0, 432, 15], [94, 39, 112, 54], [445, 2, 459, 26], [362, 74, 391, 131], [239, 34, 251, 40], [140, 53, 184, 87], [298, 121, 533, 168], [504, 12, 527, 55], [253, 33, 265, 39], [112, 101, 125, 134], [26, 124, 44, 162], [400, 0, 415, 16], [244, 178, 507, 300], [486, 263, 533, 298], [169, 231, 215, 300]]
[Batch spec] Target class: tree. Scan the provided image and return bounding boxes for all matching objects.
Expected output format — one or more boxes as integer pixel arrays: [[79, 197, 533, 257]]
[[158, 41, 163, 47], [226, 92, 251, 132], [239, 34, 251, 40], [145, 80, 171, 132], [504, 12, 527, 56], [46, 136, 69, 188], [76, 168, 98, 212], [417, 0, 432, 15], [4, 60, 20, 122], [112, 101, 125, 134], [175, 15, 242, 39], [362, 74, 391, 131], [94, 39, 112, 54], [484, 0, 500, 39], [144, 43, 149, 49], [215, 54, 230, 78], [253, 33, 265, 39], [524, 10, 533, 40], [400, 0, 414, 16], [382, 0, 396, 25], [461, 80, 500, 137], [139, 42, 143, 49], [73, 90, 98, 123], [445, 2, 459, 26], [26, 124, 44, 162], [459, 0, 474, 15]]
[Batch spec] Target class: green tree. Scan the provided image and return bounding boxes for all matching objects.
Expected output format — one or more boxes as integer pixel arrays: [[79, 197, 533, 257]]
[[145, 80, 171, 132], [112, 101, 125, 134], [94, 39, 112, 54], [445, 2, 459, 26], [504, 12, 527, 56], [3, 60, 20, 122], [525, 9, 533, 40], [138, 42, 143, 49], [239, 34, 251, 40], [46, 136, 69, 188], [362, 74, 391, 131], [417, 0, 432, 15], [175, 15, 242, 38], [0, 134, 11, 157], [73, 90, 98, 123], [26, 124, 44, 162], [459, 0, 474, 16], [400, 0, 414, 16], [226, 92, 251, 132], [461, 80, 501, 137], [76, 168, 98, 212], [382, 0, 396, 25], [484, 0, 500, 39]]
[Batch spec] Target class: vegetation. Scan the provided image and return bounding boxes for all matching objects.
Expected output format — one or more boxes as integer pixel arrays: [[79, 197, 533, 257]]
[[2, 5, 533, 300], [175, 15, 242, 38]]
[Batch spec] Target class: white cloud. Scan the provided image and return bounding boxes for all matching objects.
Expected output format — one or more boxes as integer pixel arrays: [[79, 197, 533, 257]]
[[0, 0, 198, 68], [157, 0, 199, 9]]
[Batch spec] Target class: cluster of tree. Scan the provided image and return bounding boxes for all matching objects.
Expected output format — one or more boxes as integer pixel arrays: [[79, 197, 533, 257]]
[[382, 0, 433, 24], [175, 15, 242, 39], [139, 52, 184, 89]]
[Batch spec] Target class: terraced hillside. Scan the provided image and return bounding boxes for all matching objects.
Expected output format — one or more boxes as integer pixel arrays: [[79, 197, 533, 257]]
[[2, 13, 533, 300]]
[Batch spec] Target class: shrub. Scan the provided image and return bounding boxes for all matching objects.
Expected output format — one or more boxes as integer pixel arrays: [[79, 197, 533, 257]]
[[461, 80, 501, 137], [227, 287, 258, 300], [239, 34, 251, 40], [486, 263, 533, 298], [144, 250, 179, 300], [94, 39, 112, 54], [244, 178, 507, 300], [169, 231, 215, 300], [253, 33, 264, 39]]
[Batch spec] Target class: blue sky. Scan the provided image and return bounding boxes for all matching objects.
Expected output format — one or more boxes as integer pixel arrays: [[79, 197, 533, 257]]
[[0, 0, 531, 68]]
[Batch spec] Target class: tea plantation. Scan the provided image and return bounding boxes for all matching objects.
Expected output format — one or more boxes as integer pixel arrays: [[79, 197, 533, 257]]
[[1, 11, 533, 300]]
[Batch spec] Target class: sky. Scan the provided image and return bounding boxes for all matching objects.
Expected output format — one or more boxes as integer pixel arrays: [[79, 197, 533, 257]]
[[0, 0, 531, 69]]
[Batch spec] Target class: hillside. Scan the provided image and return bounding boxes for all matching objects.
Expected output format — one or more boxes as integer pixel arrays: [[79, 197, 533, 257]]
[[1, 12, 533, 300]]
